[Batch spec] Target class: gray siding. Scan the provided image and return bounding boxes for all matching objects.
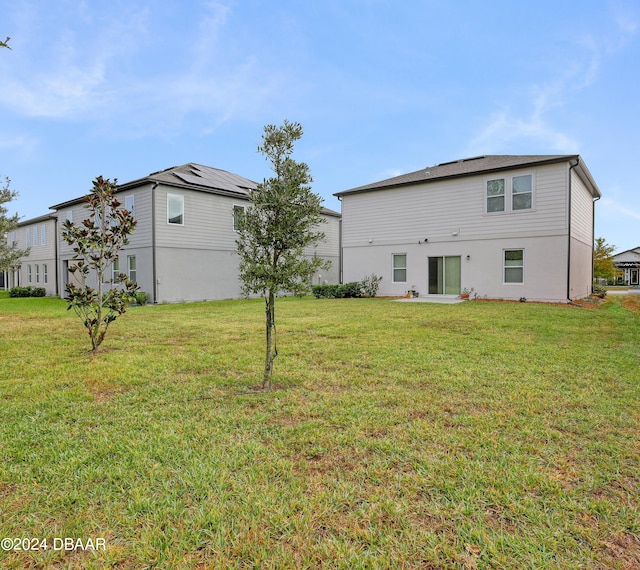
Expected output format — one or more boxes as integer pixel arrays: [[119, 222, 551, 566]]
[[14, 218, 58, 295]]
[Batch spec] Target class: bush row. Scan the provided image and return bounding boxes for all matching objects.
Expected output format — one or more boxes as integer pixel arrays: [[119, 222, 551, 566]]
[[312, 275, 383, 299], [312, 282, 363, 299], [9, 286, 46, 298]]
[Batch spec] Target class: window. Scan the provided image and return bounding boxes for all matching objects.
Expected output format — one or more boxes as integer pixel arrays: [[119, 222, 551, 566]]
[[393, 254, 407, 282], [26, 228, 31, 247], [43, 264, 48, 284], [233, 205, 245, 231], [486, 174, 533, 213], [33, 226, 38, 246], [27, 265, 32, 283], [128, 256, 137, 283], [512, 175, 532, 210], [10, 231, 16, 245], [112, 257, 120, 282], [504, 249, 524, 283], [35, 264, 40, 283], [486, 179, 505, 212], [167, 194, 184, 225], [66, 211, 73, 223], [125, 195, 135, 217], [41, 224, 46, 245]]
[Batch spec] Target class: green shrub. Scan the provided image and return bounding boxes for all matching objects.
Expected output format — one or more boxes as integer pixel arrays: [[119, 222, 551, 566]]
[[311, 282, 363, 299], [360, 274, 382, 297], [592, 283, 607, 298], [134, 291, 151, 305], [8, 286, 46, 298], [9, 286, 31, 297]]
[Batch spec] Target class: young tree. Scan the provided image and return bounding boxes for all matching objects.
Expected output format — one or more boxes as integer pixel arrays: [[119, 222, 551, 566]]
[[593, 237, 619, 283], [236, 120, 329, 389], [0, 176, 29, 272], [62, 176, 138, 352]]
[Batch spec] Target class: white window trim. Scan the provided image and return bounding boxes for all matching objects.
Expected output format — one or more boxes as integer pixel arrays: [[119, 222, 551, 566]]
[[233, 204, 245, 231], [392, 253, 408, 283], [125, 195, 135, 217], [167, 193, 184, 225], [503, 248, 524, 285], [485, 172, 535, 215], [128, 255, 137, 283]]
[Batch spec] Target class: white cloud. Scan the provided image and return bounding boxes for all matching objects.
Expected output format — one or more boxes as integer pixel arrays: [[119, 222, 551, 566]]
[[0, 1, 293, 137], [599, 197, 640, 221], [465, 7, 638, 156], [466, 106, 580, 156]]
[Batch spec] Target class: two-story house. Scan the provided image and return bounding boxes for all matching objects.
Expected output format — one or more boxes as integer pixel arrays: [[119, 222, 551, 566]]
[[7, 214, 58, 296], [49, 163, 340, 303], [335, 155, 601, 303]]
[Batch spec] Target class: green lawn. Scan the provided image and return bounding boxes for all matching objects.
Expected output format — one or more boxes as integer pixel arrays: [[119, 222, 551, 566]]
[[0, 294, 638, 569]]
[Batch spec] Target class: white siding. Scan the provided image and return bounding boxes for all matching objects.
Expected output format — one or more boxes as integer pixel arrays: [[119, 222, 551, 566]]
[[342, 163, 570, 249], [570, 169, 594, 245]]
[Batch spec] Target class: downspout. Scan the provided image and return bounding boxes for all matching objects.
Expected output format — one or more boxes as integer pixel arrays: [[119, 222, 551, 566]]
[[54, 216, 59, 296], [592, 193, 601, 292], [151, 182, 158, 303], [567, 158, 579, 302], [337, 196, 343, 284]]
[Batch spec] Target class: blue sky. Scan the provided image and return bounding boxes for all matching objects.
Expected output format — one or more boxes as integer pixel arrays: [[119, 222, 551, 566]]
[[1, 0, 639, 252]]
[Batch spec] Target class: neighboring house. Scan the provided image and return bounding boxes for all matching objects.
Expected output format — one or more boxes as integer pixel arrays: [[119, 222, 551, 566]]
[[49, 163, 340, 303], [335, 155, 601, 303], [5, 214, 58, 296], [612, 246, 640, 286]]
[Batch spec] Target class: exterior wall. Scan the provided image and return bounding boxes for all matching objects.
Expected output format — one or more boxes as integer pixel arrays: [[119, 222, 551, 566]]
[[569, 238, 593, 299], [13, 217, 58, 296], [569, 169, 596, 299], [152, 185, 340, 302], [340, 162, 581, 302], [341, 163, 570, 247], [342, 235, 569, 302]]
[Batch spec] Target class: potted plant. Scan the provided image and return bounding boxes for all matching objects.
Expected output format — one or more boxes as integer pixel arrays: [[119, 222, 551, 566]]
[[459, 287, 474, 300]]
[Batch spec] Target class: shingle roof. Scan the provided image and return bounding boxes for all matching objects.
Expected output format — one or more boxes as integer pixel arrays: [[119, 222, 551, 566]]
[[50, 163, 341, 217], [144, 163, 257, 196], [335, 154, 601, 198]]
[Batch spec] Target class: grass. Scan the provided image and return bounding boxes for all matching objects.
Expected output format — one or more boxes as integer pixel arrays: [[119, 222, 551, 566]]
[[0, 292, 638, 568]]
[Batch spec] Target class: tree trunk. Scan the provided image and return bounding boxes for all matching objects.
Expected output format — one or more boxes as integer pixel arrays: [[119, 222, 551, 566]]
[[263, 291, 276, 389]]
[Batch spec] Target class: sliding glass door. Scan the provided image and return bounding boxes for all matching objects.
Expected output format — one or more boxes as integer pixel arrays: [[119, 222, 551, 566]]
[[428, 256, 461, 295]]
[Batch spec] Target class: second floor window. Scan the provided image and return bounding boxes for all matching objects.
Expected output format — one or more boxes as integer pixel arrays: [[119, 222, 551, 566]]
[[233, 205, 245, 231], [167, 194, 184, 225], [125, 195, 135, 217], [486, 179, 505, 213], [486, 174, 533, 213], [512, 175, 532, 210]]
